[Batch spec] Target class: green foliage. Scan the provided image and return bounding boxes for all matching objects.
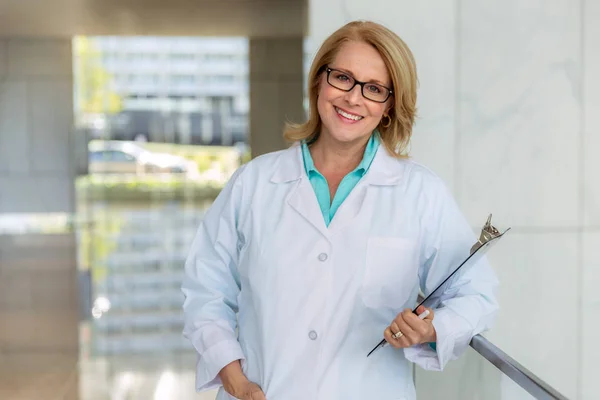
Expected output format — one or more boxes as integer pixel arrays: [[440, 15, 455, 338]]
[[73, 37, 123, 115], [76, 175, 224, 202]]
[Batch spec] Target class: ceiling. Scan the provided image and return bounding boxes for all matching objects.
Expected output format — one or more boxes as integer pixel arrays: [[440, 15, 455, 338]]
[[0, 0, 306, 38]]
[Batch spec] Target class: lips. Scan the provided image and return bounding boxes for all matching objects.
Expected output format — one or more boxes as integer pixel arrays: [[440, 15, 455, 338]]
[[335, 106, 363, 122]]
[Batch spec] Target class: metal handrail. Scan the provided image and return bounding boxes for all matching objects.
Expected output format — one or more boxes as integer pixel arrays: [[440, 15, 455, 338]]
[[469, 334, 569, 400], [414, 291, 568, 399]]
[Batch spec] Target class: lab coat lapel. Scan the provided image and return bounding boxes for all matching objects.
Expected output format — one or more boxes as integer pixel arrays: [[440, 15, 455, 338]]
[[270, 144, 330, 238], [327, 146, 404, 234], [270, 143, 405, 238], [365, 145, 405, 186], [327, 180, 368, 235], [287, 178, 330, 238]]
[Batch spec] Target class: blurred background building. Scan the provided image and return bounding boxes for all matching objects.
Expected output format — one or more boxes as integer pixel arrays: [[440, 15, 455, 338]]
[[76, 37, 250, 146], [0, 0, 598, 399]]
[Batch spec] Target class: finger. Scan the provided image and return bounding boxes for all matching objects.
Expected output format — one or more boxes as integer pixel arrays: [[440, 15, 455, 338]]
[[383, 326, 402, 349], [389, 324, 413, 349], [395, 310, 418, 343], [385, 325, 414, 349], [402, 310, 432, 340], [251, 389, 267, 400], [390, 321, 402, 338], [253, 391, 267, 400], [404, 308, 428, 328], [392, 321, 414, 349]]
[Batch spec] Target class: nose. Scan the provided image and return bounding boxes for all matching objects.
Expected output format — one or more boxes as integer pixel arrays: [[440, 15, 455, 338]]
[[344, 83, 363, 105]]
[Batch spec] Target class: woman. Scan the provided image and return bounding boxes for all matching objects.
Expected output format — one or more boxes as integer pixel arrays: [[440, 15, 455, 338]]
[[182, 20, 498, 400]]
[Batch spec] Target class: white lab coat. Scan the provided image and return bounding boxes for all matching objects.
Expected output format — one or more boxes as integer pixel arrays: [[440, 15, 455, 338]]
[[182, 143, 499, 400]]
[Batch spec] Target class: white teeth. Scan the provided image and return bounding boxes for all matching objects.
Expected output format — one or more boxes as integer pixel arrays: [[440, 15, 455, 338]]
[[335, 107, 363, 121]]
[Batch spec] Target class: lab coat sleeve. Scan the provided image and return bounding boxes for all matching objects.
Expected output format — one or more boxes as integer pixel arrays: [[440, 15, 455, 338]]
[[404, 181, 499, 371], [182, 165, 247, 391]]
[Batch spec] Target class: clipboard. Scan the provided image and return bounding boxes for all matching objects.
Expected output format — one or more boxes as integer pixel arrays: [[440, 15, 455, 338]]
[[366, 214, 510, 357]]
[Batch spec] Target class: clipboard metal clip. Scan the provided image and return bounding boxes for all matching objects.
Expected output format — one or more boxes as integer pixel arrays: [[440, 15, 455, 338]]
[[470, 214, 506, 254]]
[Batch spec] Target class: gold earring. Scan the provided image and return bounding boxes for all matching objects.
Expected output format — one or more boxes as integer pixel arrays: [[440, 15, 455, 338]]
[[381, 115, 391, 128]]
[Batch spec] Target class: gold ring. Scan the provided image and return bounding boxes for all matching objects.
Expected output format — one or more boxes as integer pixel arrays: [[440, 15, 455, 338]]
[[392, 330, 404, 339]]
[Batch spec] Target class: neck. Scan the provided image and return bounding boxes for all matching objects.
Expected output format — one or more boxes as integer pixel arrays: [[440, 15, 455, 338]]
[[309, 133, 370, 174]]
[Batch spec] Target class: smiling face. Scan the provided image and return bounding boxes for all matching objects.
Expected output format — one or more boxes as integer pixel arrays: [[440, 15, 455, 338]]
[[316, 40, 392, 147]]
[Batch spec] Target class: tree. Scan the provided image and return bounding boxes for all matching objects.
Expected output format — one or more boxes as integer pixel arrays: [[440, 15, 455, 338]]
[[73, 36, 123, 117]]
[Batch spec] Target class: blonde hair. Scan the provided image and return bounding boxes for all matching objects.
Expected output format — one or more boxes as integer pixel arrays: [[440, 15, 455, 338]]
[[284, 20, 418, 158]]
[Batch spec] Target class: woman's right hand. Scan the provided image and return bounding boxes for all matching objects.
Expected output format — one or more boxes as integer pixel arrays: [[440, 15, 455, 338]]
[[230, 381, 266, 400], [219, 360, 266, 400]]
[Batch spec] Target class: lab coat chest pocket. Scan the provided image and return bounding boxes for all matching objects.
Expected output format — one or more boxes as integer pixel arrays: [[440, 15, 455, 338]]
[[361, 237, 419, 309]]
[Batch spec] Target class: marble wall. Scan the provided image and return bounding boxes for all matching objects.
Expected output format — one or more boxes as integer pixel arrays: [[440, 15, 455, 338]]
[[0, 38, 76, 213], [309, 1, 598, 398], [582, 1, 600, 397], [0, 38, 79, 365]]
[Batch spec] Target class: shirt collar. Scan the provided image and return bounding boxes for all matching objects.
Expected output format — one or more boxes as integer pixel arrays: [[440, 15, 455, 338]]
[[301, 139, 318, 175], [301, 131, 380, 176], [270, 138, 405, 186]]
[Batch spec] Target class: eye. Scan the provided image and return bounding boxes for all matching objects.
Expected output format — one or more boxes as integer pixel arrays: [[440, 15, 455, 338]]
[[334, 72, 351, 82], [366, 84, 382, 94]]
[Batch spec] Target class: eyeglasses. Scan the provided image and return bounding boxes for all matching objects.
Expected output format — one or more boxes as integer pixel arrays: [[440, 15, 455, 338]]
[[325, 67, 393, 103]]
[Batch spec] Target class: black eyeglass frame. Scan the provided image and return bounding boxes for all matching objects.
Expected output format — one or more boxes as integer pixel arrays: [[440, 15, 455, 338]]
[[325, 67, 393, 103]]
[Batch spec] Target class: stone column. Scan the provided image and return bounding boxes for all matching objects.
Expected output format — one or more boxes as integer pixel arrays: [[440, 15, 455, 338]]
[[0, 38, 79, 357], [249, 37, 305, 157]]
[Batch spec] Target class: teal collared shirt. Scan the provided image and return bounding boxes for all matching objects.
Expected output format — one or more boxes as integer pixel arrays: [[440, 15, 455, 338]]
[[301, 133, 379, 226]]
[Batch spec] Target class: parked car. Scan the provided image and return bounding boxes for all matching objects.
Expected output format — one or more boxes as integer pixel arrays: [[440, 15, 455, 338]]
[[105, 109, 248, 146], [88, 141, 199, 179]]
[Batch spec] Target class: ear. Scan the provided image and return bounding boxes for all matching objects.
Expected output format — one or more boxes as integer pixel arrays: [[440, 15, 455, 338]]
[[317, 71, 327, 90], [384, 103, 394, 116]]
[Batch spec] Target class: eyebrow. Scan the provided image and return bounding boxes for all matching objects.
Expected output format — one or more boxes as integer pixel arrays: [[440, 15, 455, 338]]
[[330, 66, 389, 87]]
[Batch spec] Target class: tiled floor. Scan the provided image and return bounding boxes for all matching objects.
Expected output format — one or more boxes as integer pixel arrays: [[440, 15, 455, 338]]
[[0, 352, 218, 400], [0, 353, 79, 400]]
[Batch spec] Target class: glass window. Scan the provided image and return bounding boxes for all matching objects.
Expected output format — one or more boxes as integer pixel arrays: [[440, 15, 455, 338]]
[[170, 53, 195, 61], [171, 75, 195, 84], [110, 150, 136, 162], [88, 150, 108, 162]]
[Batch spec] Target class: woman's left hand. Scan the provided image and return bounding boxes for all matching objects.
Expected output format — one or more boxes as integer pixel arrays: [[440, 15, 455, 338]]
[[383, 305, 437, 349]]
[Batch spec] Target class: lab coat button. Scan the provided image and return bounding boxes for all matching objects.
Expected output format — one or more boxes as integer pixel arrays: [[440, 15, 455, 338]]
[[318, 253, 328, 262], [308, 330, 318, 340]]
